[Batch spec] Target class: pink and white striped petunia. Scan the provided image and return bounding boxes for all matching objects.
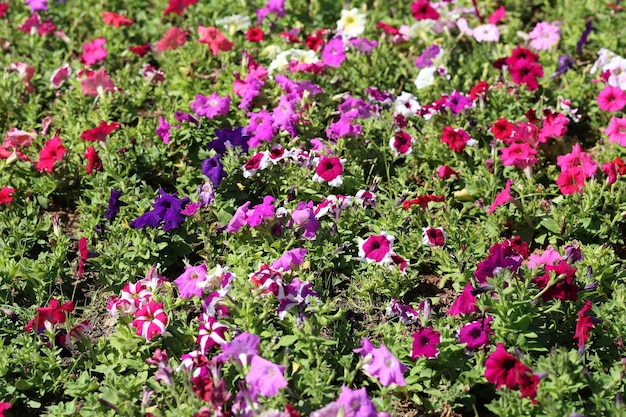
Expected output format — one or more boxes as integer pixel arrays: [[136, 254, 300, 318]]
[[131, 300, 168, 340], [197, 316, 228, 353]]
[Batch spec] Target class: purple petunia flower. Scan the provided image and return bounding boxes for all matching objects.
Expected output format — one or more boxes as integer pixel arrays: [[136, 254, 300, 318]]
[[322, 38, 346, 67], [365, 344, 407, 386], [256, 0, 286, 24], [217, 331, 260, 366], [336, 386, 378, 417], [129, 189, 190, 231], [415, 44, 440, 69], [270, 248, 307, 271], [190, 93, 231, 119], [156, 117, 172, 145], [245, 355, 287, 397], [26, 0, 48, 13], [174, 263, 208, 299], [457, 317, 494, 350], [202, 155, 227, 188], [104, 188, 127, 222]]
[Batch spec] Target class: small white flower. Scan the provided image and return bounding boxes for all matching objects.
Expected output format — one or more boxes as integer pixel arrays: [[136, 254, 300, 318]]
[[337, 8, 366, 39]]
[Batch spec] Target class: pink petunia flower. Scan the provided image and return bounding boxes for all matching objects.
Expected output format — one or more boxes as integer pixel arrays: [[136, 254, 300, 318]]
[[190, 92, 230, 119], [197, 26, 234, 56], [528, 22, 560, 50], [80, 68, 116, 97], [321, 37, 346, 67], [155, 27, 188, 52], [197, 316, 228, 353], [131, 300, 168, 340], [363, 343, 407, 387], [488, 179, 516, 214], [447, 282, 478, 316], [174, 263, 208, 299], [458, 317, 494, 350], [0, 187, 16, 205], [81, 38, 107, 66], [80, 120, 120, 142], [556, 143, 597, 178], [389, 130, 413, 156], [102, 11, 133, 28], [604, 117, 626, 146], [597, 85, 626, 112], [574, 300, 594, 347], [84, 146, 102, 174], [50, 64, 71, 88]]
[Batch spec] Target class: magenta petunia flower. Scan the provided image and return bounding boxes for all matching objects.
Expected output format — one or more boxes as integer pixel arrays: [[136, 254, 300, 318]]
[[484, 343, 521, 389], [246, 355, 287, 397], [556, 143, 597, 178], [488, 179, 516, 214], [411, 326, 440, 359], [556, 167, 585, 194], [389, 130, 413, 156], [36, 136, 66, 173], [458, 317, 493, 350], [422, 227, 446, 247], [358, 232, 394, 264], [322, 37, 346, 67], [270, 248, 307, 271], [447, 282, 478, 316], [597, 85, 626, 112], [156, 117, 172, 145], [313, 157, 345, 187], [190, 92, 231, 119], [574, 300, 594, 347], [81, 38, 107, 66]]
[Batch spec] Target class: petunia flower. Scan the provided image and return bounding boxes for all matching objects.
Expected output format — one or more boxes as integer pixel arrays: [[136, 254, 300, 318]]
[[84, 146, 102, 174], [197, 316, 228, 353], [155, 27, 188, 52], [197, 26, 234, 56], [573, 300, 594, 347], [313, 157, 345, 187], [364, 343, 407, 386], [411, 0, 439, 21], [156, 117, 172, 145], [202, 155, 227, 188], [25, 299, 74, 333], [458, 317, 494, 350], [488, 179, 517, 214], [597, 85, 626, 112], [246, 355, 287, 397], [104, 188, 126, 222], [190, 92, 230, 119], [102, 11, 133, 28], [321, 37, 346, 67], [358, 232, 394, 264], [484, 343, 521, 389], [411, 326, 440, 359], [336, 386, 378, 417], [163, 0, 197, 15], [531, 260, 579, 302], [36, 136, 66, 173], [80, 68, 116, 97], [0, 187, 16, 205], [337, 8, 366, 38], [602, 157, 626, 184], [422, 227, 446, 247], [389, 130, 413, 156], [529, 22, 560, 50], [131, 300, 168, 340], [556, 167, 586, 194], [604, 117, 626, 146], [80, 120, 120, 142], [447, 282, 478, 316], [26, 0, 48, 13], [81, 38, 107, 66], [256, 0, 286, 24], [50, 64, 71, 88], [174, 263, 208, 299], [270, 248, 307, 272]]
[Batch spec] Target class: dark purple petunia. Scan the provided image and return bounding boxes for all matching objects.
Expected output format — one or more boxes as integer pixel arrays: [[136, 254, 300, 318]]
[[104, 188, 127, 222], [129, 211, 161, 229], [551, 54, 574, 78], [129, 189, 190, 231], [202, 155, 227, 188], [577, 19, 593, 54]]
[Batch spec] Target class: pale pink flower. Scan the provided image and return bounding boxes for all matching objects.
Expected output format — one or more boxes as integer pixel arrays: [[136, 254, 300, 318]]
[[605, 117, 626, 146], [529, 22, 560, 50]]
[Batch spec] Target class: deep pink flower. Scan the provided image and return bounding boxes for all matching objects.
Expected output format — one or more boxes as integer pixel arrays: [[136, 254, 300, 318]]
[[556, 167, 586, 194], [602, 157, 626, 184], [164, 0, 197, 15], [313, 157, 344, 187], [411, 326, 440, 359], [411, 0, 439, 20], [484, 343, 520, 389], [531, 260, 579, 302], [80, 68, 116, 97], [50, 64, 71, 88], [131, 300, 168, 340], [597, 85, 626, 112], [0, 187, 16, 205], [604, 117, 626, 146], [437, 165, 458, 179], [574, 300, 594, 347], [556, 143, 597, 178], [491, 118, 515, 141], [36, 136, 66, 173], [81, 38, 107, 66], [358, 232, 394, 264], [508, 58, 544, 90], [447, 282, 478, 316], [190, 92, 230, 119], [390, 131, 413, 156], [527, 247, 562, 269], [489, 179, 516, 214]]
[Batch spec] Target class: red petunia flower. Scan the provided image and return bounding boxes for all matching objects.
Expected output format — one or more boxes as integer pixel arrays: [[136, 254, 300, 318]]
[[80, 120, 120, 142], [531, 260, 579, 302], [246, 27, 265, 43], [163, 0, 197, 15], [484, 343, 521, 389], [36, 136, 66, 173], [441, 126, 472, 153], [84, 146, 102, 174], [102, 11, 133, 28], [403, 194, 445, 210], [573, 300, 594, 347], [25, 299, 75, 333], [129, 43, 152, 57]]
